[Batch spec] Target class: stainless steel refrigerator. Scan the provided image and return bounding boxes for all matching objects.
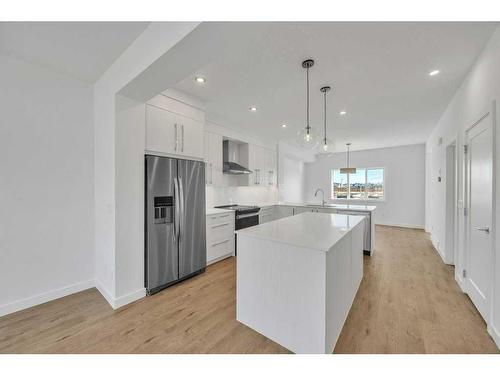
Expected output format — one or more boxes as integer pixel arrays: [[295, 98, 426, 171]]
[[145, 155, 206, 295]]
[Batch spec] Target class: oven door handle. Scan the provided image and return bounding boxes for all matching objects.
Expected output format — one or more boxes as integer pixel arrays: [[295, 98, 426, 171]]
[[237, 212, 260, 219]]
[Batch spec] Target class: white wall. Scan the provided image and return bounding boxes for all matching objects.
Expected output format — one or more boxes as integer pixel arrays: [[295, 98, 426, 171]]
[[277, 141, 315, 204], [304, 144, 426, 228], [425, 25, 500, 348], [0, 54, 94, 316], [93, 22, 199, 307], [115, 95, 146, 303], [280, 157, 306, 203]]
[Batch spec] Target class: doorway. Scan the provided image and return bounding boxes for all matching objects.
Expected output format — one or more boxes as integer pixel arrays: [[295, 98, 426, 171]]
[[464, 109, 493, 322], [445, 141, 457, 265]]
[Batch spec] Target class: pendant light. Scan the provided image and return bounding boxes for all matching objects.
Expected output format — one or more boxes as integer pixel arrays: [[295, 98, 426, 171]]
[[340, 143, 356, 174], [316, 86, 335, 157], [296, 59, 319, 149]]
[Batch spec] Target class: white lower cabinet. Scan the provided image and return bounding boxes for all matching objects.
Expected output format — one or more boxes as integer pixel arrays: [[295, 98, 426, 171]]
[[277, 206, 294, 219], [259, 206, 277, 224], [206, 211, 235, 265], [293, 206, 314, 215]]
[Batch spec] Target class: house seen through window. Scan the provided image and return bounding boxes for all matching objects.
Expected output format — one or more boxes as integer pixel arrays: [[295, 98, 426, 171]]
[[331, 168, 384, 200]]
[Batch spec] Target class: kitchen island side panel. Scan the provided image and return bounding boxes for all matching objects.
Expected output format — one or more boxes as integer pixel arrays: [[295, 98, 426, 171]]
[[325, 223, 364, 352], [236, 235, 326, 354]]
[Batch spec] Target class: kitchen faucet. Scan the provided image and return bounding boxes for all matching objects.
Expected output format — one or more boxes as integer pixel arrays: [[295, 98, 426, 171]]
[[314, 188, 326, 206]]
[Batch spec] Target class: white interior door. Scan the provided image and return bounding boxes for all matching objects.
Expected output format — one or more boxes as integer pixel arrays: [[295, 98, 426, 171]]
[[445, 143, 456, 265], [465, 111, 493, 321]]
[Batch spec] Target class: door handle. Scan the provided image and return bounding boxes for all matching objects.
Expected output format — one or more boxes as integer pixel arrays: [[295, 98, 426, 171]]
[[173, 178, 180, 242], [179, 177, 185, 242], [181, 124, 184, 152], [210, 163, 213, 185], [476, 227, 490, 233], [174, 123, 178, 152]]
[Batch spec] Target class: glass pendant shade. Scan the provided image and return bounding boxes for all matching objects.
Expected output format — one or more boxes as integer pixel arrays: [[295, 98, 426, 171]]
[[297, 127, 319, 149], [317, 138, 335, 157]]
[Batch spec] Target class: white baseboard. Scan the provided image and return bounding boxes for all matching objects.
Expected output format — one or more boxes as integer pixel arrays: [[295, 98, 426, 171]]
[[94, 279, 146, 310], [487, 324, 500, 350], [0, 279, 94, 317], [95, 279, 115, 309], [376, 222, 425, 230], [454, 273, 466, 293], [207, 253, 234, 266], [436, 247, 446, 263], [0, 278, 146, 317], [114, 288, 146, 309]]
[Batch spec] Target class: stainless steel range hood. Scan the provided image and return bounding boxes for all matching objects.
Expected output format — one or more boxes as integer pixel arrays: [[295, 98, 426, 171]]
[[223, 140, 252, 175]]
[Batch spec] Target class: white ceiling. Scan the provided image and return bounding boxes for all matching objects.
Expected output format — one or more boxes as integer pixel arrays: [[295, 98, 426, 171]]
[[172, 22, 497, 151], [0, 22, 149, 83]]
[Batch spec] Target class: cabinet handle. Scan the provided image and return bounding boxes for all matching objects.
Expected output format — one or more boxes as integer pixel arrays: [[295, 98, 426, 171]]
[[212, 239, 230, 247], [181, 124, 184, 152], [174, 123, 178, 152], [212, 222, 229, 229], [210, 163, 213, 185], [212, 214, 230, 219]]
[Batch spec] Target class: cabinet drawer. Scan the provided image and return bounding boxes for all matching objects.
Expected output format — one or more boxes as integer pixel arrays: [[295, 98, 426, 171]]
[[208, 212, 233, 225], [207, 237, 234, 263], [259, 212, 274, 224], [208, 221, 233, 241]]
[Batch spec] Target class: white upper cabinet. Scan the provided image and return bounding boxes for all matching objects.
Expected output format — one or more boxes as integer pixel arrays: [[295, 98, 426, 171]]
[[145, 95, 204, 160], [179, 116, 204, 159], [204, 132, 223, 186], [264, 148, 277, 186], [240, 144, 277, 187], [145, 104, 178, 155]]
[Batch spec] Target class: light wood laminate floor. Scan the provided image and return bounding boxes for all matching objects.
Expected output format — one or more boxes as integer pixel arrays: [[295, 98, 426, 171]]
[[0, 226, 498, 353]]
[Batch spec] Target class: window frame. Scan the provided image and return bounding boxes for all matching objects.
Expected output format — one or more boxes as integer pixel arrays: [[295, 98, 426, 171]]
[[331, 167, 386, 202]]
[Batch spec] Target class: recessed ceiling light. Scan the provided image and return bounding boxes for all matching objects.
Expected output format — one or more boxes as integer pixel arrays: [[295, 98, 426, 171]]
[[340, 111, 347, 115], [429, 70, 440, 76], [194, 76, 206, 84], [281, 124, 287, 128], [249, 106, 258, 112]]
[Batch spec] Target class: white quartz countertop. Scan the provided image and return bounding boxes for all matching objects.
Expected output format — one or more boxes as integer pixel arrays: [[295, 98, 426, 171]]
[[278, 202, 376, 211], [206, 208, 233, 215], [236, 212, 365, 252]]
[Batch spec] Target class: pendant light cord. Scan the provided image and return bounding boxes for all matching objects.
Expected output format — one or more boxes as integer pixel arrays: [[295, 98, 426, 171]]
[[306, 66, 310, 133], [323, 90, 327, 144]]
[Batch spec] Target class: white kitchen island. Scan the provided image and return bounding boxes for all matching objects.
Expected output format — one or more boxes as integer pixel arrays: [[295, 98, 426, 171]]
[[236, 212, 365, 354]]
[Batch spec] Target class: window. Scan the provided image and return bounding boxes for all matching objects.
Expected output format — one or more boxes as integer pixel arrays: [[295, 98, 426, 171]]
[[331, 168, 384, 200]]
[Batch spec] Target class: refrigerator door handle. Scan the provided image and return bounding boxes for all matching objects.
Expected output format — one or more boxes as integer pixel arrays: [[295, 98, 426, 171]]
[[181, 124, 185, 152], [179, 177, 185, 242], [174, 177, 180, 242]]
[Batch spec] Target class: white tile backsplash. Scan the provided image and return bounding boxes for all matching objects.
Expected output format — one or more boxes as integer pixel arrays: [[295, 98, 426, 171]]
[[206, 186, 279, 208]]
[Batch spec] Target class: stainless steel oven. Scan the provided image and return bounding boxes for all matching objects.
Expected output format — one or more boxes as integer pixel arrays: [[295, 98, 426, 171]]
[[214, 204, 260, 254], [235, 211, 259, 230]]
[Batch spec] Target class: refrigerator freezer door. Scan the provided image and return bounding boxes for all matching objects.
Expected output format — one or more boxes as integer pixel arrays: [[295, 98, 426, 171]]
[[178, 159, 206, 278], [145, 155, 179, 293]]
